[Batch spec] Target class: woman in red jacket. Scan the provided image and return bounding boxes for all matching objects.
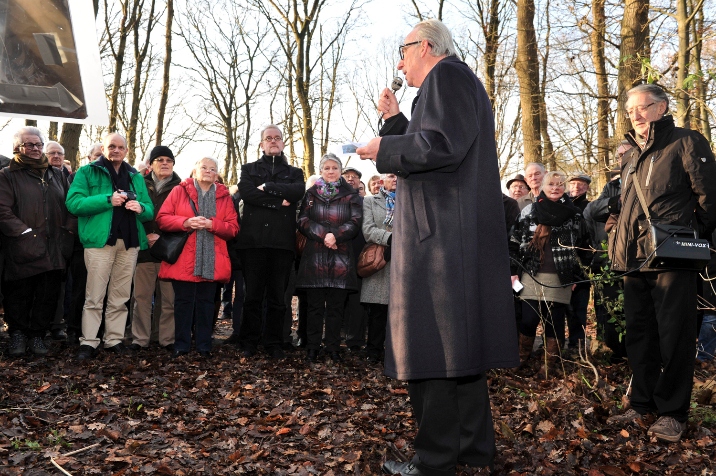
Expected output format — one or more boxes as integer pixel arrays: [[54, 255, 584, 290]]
[[157, 157, 239, 358]]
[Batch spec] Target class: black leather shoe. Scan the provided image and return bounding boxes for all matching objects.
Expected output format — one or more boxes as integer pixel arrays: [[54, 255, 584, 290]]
[[305, 349, 318, 362], [163, 344, 175, 352], [329, 351, 342, 362], [76, 345, 96, 361], [382, 461, 426, 475], [105, 343, 128, 354], [51, 329, 68, 341], [128, 343, 144, 351], [172, 350, 189, 359]]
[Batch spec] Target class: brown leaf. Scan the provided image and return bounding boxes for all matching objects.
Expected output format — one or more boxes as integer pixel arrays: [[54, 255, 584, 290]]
[[620, 429, 630, 438], [228, 451, 244, 462], [627, 461, 641, 473], [522, 423, 534, 435], [500, 421, 516, 442], [276, 427, 290, 435], [299, 424, 312, 435], [36, 383, 51, 393], [599, 466, 627, 476], [389, 387, 408, 395]]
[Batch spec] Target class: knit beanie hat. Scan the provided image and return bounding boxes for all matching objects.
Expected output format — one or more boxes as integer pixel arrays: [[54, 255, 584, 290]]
[[149, 145, 175, 164]]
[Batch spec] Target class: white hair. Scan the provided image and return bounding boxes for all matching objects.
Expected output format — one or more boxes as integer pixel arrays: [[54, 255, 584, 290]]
[[195, 156, 220, 171], [45, 140, 64, 154], [413, 19, 457, 57], [13, 126, 45, 150], [318, 153, 343, 173]]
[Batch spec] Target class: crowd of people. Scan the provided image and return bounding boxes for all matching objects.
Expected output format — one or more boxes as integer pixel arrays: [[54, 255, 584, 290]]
[[1, 18, 716, 475]]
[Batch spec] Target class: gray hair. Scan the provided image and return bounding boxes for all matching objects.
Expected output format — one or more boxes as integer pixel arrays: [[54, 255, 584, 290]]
[[45, 140, 64, 154], [195, 156, 220, 171], [12, 126, 45, 150], [87, 143, 102, 158], [413, 19, 457, 57], [319, 153, 343, 173], [627, 84, 669, 110], [260, 124, 282, 140], [102, 132, 127, 147]]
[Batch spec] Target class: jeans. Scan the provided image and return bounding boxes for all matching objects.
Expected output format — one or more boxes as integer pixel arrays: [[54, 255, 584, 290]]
[[697, 314, 716, 362]]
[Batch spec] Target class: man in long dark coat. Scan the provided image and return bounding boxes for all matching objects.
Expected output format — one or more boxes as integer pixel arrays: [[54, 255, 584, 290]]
[[357, 19, 519, 476]]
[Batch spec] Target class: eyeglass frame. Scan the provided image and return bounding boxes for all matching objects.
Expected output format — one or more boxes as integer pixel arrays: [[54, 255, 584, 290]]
[[20, 142, 44, 149], [398, 40, 421, 60], [263, 136, 283, 143], [46, 151, 65, 156], [624, 102, 657, 119], [153, 157, 175, 163]]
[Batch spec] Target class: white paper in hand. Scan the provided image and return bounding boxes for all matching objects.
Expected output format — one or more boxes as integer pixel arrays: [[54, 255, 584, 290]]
[[512, 279, 523, 293]]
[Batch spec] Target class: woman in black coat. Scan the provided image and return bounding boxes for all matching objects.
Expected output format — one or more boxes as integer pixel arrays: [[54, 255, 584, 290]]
[[509, 171, 589, 377], [296, 153, 362, 362]]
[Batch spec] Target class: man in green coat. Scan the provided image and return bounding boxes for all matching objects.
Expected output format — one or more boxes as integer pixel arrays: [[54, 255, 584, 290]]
[[66, 133, 153, 360]]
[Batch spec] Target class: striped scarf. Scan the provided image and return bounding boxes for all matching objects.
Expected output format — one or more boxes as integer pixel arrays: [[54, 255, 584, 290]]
[[382, 187, 396, 226]]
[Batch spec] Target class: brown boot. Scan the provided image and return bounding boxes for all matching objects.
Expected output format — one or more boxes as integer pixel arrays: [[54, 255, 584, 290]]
[[538, 338, 562, 379], [518, 334, 535, 366]]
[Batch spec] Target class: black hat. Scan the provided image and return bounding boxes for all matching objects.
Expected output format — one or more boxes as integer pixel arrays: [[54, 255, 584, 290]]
[[506, 174, 530, 191], [149, 145, 175, 164], [342, 166, 362, 178]]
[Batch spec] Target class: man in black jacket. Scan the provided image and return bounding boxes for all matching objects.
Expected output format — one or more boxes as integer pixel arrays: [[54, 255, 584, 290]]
[[607, 84, 716, 443], [566, 174, 591, 350], [236, 125, 305, 359]]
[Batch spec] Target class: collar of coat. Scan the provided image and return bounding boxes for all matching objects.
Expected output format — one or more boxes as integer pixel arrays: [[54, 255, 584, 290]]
[[307, 176, 358, 201], [625, 115, 674, 153], [179, 177, 230, 204], [145, 171, 182, 193], [90, 156, 139, 176]]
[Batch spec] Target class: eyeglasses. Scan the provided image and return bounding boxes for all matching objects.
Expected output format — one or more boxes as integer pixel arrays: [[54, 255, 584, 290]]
[[21, 142, 44, 149], [263, 136, 283, 143], [625, 102, 656, 118], [46, 151, 65, 156], [154, 158, 174, 163], [398, 40, 421, 60]]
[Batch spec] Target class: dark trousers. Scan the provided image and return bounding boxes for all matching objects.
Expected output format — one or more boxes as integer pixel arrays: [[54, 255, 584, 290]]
[[67, 248, 88, 336], [623, 270, 696, 422], [172, 280, 216, 353], [520, 300, 566, 341], [408, 374, 495, 475], [306, 288, 347, 351], [365, 303, 388, 357], [223, 270, 245, 336], [238, 249, 294, 352], [566, 284, 590, 345], [2, 270, 62, 338], [343, 280, 367, 347]]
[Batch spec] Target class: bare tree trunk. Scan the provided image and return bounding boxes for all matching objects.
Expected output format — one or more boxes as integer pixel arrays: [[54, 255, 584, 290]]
[[515, 0, 542, 163], [539, 0, 554, 170], [615, 0, 650, 140], [48, 122, 58, 141], [590, 0, 611, 178], [106, 0, 139, 132], [126, 0, 158, 165], [60, 123, 83, 170], [691, 0, 710, 142], [155, 0, 173, 145], [675, 0, 690, 127]]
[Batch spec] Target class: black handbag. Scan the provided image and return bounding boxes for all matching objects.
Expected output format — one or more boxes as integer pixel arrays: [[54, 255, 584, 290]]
[[631, 165, 710, 270], [149, 191, 199, 264]]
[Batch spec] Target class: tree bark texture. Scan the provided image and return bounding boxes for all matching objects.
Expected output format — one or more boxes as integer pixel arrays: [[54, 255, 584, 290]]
[[515, 0, 542, 164]]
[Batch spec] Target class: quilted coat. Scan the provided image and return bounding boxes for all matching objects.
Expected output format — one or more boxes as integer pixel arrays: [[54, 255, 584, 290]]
[[296, 177, 363, 291], [156, 178, 239, 283]]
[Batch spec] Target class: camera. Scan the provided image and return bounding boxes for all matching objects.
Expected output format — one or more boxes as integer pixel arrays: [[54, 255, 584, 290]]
[[121, 191, 137, 201]]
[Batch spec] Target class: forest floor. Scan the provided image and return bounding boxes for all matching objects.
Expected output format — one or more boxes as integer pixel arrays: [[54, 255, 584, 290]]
[[1, 317, 715, 476]]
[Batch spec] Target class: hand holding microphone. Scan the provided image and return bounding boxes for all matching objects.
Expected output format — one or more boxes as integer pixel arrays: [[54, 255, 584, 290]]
[[378, 76, 403, 121]]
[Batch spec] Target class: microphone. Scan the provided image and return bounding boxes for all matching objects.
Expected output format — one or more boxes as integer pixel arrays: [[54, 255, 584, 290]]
[[378, 76, 404, 127]]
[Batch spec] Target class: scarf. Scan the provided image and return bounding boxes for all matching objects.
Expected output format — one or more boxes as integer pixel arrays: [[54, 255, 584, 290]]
[[381, 187, 396, 226], [315, 177, 340, 199], [13, 153, 48, 177], [99, 156, 139, 249], [194, 180, 217, 280], [152, 171, 172, 196], [528, 191, 580, 264]]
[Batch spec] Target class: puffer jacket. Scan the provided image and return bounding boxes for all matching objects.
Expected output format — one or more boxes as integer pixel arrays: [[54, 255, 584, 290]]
[[156, 179, 239, 283], [609, 116, 716, 272], [509, 202, 590, 286], [0, 160, 77, 280], [296, 177, 363, 291], [236, 154, 305, 251], [137, 171, 182, 263]]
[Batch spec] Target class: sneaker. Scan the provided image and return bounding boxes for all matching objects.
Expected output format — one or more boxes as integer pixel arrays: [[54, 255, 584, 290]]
[[647, 416, 686, 443], [76, 344, 96, 361], [607, 408, 644, 425], [28, 336, 49, 355], [9, 332, 27, 356]]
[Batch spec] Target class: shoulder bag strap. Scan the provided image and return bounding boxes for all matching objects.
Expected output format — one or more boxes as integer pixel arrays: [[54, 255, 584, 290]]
[[629, 162, 652, 224]]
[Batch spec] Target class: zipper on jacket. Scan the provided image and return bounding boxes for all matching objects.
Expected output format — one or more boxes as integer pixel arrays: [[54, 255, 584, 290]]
[[644, 156, 655, 187]]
